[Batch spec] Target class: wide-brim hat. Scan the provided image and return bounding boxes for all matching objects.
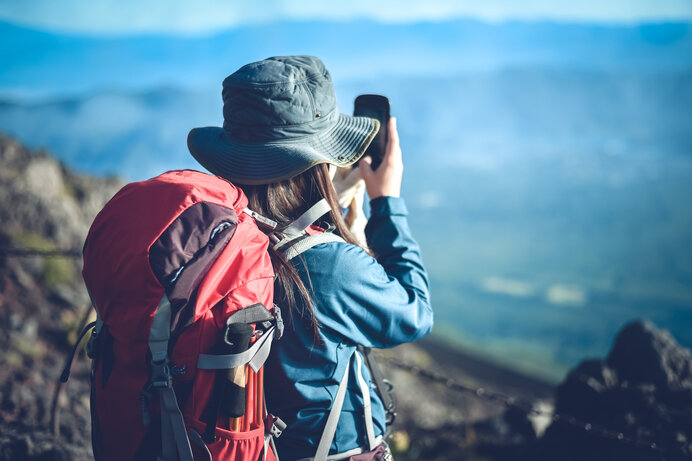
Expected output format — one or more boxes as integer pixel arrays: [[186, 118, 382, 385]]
[[188, 56, 379, 185]]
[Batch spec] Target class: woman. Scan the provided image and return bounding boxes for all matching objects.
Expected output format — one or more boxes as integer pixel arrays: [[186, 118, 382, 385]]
[[188, 55, 432, 461]]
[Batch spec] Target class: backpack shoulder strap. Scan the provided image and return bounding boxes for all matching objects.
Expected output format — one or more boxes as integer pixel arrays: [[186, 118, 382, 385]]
[[314, 353, 351, 461], [267, 197, 346, 260], [280, 199, 332, 240], [273, 199, 334, 252], [284, 232, 345, 261], [314, 351, 380, 461], [146, 294, 194, 461]]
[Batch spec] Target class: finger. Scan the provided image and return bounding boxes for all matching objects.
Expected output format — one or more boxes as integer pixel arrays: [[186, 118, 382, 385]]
[[383, 117, 400, 164], [388, 117, 399, 146], [359, 156, 374, 179], [341, 165, 363, 185]]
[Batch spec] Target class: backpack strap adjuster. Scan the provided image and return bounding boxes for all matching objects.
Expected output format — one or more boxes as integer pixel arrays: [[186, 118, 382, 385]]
[[263, 414, 286, 461]]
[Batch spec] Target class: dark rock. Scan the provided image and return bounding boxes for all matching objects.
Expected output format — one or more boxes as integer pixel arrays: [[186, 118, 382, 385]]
[[536, 320, 692, 461], [608, 320, 692, 389]]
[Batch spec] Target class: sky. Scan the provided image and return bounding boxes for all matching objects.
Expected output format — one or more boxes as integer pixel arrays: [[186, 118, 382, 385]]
[[1, 0, 691, 35]]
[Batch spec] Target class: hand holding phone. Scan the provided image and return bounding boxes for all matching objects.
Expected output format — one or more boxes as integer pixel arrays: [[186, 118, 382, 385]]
[[360, 117, 402, 199]]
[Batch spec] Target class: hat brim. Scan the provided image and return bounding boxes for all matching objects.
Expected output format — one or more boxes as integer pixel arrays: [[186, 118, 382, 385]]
[[187, 114, 379, 185]]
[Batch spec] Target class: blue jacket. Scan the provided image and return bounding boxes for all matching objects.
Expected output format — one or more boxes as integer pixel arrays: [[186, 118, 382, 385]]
[[265, 196, 433, 460]]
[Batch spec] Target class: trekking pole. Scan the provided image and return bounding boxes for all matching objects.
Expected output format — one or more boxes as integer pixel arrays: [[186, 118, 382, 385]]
[[244, 367, 254, 432], [255, 366, 264, 428], [221, 323, 252, 432], [202, 323, 252, 443]]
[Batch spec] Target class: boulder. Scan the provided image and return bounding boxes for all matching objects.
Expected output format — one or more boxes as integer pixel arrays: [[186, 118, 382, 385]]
[[537, 320, 692, 461]]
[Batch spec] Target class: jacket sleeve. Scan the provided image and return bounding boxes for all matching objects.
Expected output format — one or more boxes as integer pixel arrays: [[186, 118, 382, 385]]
[[305, 196, 433, 348]]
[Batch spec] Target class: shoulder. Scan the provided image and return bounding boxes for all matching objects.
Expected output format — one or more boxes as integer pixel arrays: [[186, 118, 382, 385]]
[[293, 240, 381, 283], [300, 239, 371, 266]]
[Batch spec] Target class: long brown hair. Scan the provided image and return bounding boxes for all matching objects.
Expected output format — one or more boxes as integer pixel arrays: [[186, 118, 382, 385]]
[[242, 163, 361, 339]]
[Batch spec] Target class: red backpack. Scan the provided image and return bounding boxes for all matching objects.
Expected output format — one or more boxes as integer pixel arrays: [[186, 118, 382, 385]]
[[79, 170, 285, 461]]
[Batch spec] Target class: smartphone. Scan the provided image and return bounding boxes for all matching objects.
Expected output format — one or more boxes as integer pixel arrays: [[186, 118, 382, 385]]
[[353, 94, 390, 170]]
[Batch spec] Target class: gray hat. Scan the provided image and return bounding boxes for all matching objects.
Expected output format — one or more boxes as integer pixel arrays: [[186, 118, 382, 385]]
[[188, 55, 379, 185]]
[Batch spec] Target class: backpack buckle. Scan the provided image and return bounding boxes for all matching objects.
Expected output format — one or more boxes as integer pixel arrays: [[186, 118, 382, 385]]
[[150, 359, 173, 389], [265, 414, 286, 439], [141, 358, 173, 426], [273, 305, 284, 340]]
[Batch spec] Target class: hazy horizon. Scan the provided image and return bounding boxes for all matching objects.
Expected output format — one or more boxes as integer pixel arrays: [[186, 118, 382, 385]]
[[1, 12, 691, 382]]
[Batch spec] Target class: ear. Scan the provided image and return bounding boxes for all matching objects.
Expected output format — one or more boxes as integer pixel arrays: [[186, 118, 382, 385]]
[[328, 164, 337, 180]]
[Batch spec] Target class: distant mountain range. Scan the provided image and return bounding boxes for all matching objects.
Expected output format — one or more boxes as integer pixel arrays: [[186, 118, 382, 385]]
[[0, 68, 689, 180], [1, 19, 691, 98]]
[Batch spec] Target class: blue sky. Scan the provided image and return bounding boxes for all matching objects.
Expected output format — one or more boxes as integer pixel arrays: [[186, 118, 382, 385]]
[[1, 0, 691, 35]]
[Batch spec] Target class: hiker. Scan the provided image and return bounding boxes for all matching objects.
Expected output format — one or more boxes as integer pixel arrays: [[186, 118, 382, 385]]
[[187, 55, 433, 460]]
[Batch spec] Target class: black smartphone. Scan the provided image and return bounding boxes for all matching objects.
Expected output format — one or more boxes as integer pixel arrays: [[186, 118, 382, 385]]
[[353, 94, 390, 170]]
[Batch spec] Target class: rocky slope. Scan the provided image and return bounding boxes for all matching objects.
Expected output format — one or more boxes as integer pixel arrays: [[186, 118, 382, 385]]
[[0, 134, 122, 460]]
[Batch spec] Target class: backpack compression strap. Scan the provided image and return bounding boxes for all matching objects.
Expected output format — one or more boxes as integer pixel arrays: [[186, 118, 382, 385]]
[[195, 303, 283, 454], [196, 304, 281, 372]]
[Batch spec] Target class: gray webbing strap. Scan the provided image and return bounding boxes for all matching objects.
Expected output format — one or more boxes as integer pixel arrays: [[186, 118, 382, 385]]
[[160, 387, 194, 461], [354, 352, 377, 450], [274, 199, 332, 251], [197, 325, 276, 372], [284, 233, 345, 261], [301, 437, 384, 461], [310, 351, 379, 461], [263, 422, 272, 461], [264, 436, 271, 461], [269, 435, 279, 461], [149, 295, 172, 362], [314, 355, 352, 461], [283, 198, 331, 237], [226, 303, 274, 326], [148, 295, 194, 461]]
